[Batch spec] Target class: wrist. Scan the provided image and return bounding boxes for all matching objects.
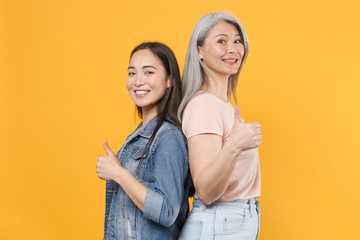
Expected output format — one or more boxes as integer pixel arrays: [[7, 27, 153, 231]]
[[112, 167, 129, 185], [224, 139, 242, 158]]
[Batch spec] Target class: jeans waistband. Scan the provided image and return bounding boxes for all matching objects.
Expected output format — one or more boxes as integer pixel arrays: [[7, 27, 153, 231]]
[[193, 198, 259, 216], [194, 198, 257, 206]]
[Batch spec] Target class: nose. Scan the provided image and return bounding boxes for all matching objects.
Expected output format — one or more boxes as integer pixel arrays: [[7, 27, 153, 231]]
[[134, 74, 145, 87], [227, 41, 237, 54]]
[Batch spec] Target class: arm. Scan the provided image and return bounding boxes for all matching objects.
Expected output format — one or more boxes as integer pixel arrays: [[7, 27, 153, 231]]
[[142, 130, 188, 226], [188, 105, 262, 205], [96, 131, 188, 227]]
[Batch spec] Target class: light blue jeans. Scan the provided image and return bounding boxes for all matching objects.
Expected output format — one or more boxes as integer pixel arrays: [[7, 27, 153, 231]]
[[178, 199, 260, 240]]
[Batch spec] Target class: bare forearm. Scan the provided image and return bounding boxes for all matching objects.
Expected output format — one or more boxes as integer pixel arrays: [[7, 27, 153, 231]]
[[195, 142, 241, 205], [113, 169, 147, 212], [187, 106, 262, 205]]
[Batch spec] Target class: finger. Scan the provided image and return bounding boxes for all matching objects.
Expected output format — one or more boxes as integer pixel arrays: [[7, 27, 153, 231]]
[[234, 105, 242, 123], [96, 158, 104, 167], [256, 139, 262, 147], [255, 128, 262, 135], [103, 140, 114, 156], [244, 122, 254, 130], [250, 122, 261, 129]]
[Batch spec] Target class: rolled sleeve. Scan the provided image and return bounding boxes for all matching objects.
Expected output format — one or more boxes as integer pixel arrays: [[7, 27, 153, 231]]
[[142, 129, 188, 227], [143, 188, 164, 223]]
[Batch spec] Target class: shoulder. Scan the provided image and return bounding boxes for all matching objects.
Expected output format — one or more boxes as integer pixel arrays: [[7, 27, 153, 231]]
[[182, 93, 229, 139], [152, 124, 188, 159], [185, 92, 221, 111], [154, 120, 186, 145], [183, 93, 223, 121], [157, 118, 181, 135]]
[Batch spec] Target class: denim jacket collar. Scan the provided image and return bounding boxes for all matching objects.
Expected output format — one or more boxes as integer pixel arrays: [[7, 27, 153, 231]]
[[138, 115, 159, 138]]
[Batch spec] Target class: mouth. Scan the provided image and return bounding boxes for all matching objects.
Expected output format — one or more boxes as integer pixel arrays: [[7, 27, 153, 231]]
[[134, 90, 150, 97], [222, 59, 238, 63]]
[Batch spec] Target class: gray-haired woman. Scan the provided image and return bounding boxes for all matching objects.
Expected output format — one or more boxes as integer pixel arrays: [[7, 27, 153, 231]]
[[178, 12, 262, 240]]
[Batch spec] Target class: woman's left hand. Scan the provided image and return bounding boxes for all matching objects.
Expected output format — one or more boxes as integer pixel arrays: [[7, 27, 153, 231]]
[[96, 140, 122, 181]]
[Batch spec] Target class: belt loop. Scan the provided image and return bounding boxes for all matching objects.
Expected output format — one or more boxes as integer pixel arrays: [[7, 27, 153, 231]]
[[249, 199, 256, 217], [249, 200, 253, 217], [255, 199, 259, 213]]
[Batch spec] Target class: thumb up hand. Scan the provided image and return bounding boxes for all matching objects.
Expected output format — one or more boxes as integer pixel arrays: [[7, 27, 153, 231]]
[[96, 140, 122, 181], [103, 140, 116, 157], [234, 105, 244, 124], [228, 105, 262, 154]]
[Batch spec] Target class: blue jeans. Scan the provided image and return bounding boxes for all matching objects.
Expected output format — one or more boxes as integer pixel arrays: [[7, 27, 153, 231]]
[[179, 199, 260, 240]]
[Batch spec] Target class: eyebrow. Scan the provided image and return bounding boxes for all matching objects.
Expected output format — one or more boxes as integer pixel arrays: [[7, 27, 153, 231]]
[[127, 65, 157, 70], [214, 33, 241, 38], [142, 65, 157, 69]]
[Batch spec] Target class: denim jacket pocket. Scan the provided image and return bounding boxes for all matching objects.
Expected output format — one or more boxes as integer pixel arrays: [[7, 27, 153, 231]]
[[129, 146, 148, 160], [128, 146, 148, 180]]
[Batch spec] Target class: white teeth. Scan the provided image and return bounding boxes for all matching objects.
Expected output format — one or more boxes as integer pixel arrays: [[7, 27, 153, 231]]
[[223, 59, 236, 63], [135, 90, 149, 95]]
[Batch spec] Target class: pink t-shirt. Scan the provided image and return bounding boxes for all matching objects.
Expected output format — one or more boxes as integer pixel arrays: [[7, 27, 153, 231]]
[[182, 92, 261, 201]]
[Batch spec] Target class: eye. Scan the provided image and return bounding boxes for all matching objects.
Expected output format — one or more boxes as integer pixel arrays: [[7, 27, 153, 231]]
[[128, 72, 135, 76], [234, 39, 242, 44], [217, 39, 226, 44], [145, 71, 154, 75]]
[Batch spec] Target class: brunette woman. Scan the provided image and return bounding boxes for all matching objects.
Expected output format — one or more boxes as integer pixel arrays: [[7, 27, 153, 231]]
[[96, 42, 192, 240]]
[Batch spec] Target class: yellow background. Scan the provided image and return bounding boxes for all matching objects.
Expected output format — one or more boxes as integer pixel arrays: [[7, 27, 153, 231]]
[[1, 0, 359, 239]]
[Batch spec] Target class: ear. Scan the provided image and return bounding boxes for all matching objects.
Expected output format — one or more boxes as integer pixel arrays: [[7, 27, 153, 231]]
[[167, 76, 171, 88], [197, 46, 203, 60]]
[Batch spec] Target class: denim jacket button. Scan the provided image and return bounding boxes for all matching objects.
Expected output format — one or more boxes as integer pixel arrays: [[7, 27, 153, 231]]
[[108, 216, 113, 221]]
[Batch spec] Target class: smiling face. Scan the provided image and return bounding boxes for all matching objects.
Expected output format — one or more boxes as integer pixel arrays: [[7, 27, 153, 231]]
[[126, 49, 170, 118], [198, 21, 245, 80]]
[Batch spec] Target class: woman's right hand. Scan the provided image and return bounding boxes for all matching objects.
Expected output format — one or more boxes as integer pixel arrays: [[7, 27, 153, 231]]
[[96, 140, 123, 181], [228, 105, 262, 154]]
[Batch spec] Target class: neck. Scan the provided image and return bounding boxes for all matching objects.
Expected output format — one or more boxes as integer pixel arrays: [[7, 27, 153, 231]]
[[141, 107, 158, 131], [203, 73, 230, 102]]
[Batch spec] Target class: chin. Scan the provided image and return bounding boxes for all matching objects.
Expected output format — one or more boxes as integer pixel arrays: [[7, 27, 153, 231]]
[[226, 70, 238, 76]]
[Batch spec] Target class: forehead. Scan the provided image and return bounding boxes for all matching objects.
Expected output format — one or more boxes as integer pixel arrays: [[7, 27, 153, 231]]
[[208, 21, 240, 37], [129, 49, 163, 67]]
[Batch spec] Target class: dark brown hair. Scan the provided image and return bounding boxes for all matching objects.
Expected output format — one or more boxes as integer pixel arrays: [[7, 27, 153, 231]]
[[130, 42, 182, 154]]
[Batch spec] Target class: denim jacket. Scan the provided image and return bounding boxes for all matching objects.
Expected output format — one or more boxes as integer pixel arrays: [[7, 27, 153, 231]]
[[104, 116, 192, 240]]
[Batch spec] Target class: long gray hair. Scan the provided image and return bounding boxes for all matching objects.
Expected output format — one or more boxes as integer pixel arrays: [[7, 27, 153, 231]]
[[178, 12, 249, 120]]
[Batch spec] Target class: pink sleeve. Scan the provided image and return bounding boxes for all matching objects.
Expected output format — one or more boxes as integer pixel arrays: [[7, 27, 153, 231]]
[[182, 96, 223, 139]]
